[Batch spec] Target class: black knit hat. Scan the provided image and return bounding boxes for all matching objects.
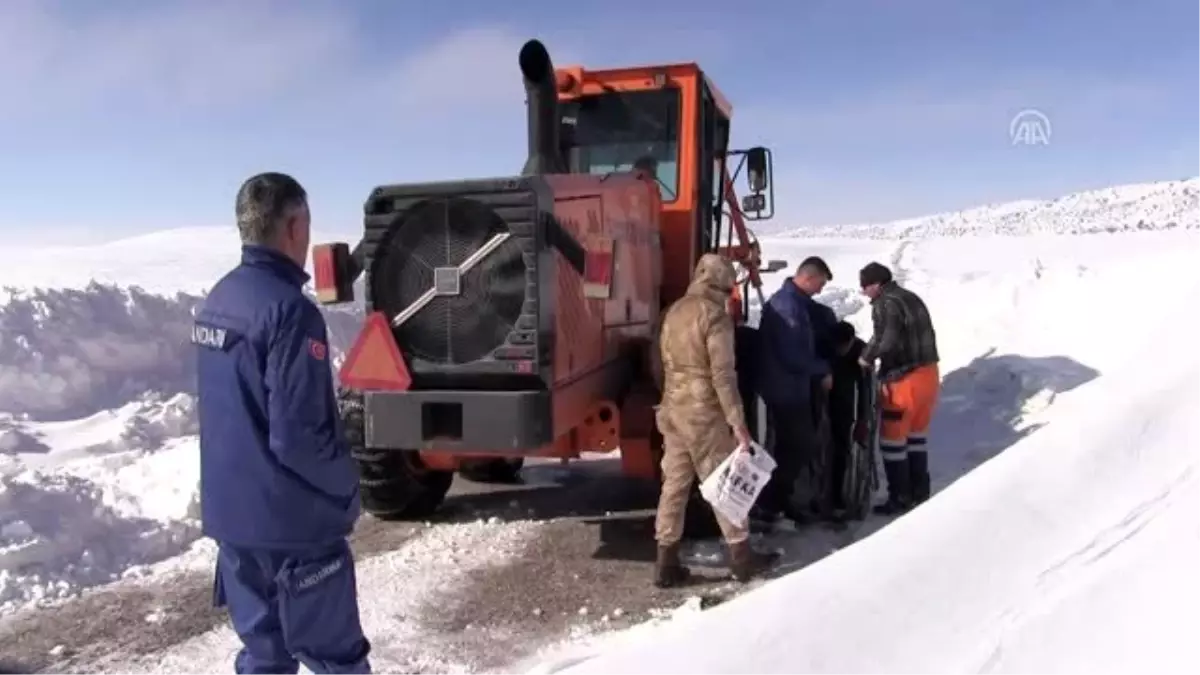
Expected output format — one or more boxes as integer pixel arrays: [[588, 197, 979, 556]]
[[859, 262, 893, 288]]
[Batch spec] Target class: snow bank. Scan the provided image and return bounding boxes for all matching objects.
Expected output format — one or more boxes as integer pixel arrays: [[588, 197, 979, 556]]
[[534, 230, 1200, 674], [0, 284, 203, 421], [0, 282, 363, 422], [0, 392, 209, 614], [0, 423, 204, 614], [0, 455, 201, 614], [778, 176, 1199, 239]]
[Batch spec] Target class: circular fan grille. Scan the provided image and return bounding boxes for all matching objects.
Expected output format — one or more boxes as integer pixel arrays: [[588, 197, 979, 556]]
[[370, 197, 527, 365]]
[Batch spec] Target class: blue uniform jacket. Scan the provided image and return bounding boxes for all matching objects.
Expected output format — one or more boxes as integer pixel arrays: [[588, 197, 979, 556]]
[[802, 294, 839, 370], [194, 245, 360, 550], [757, 278, 830, 407]]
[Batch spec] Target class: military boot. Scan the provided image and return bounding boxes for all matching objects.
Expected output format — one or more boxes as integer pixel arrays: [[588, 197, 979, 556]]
[[728, 540, 779, 583], [908, 449, 931, 505], [873, 457, 913, 515], [653, 543, 692, 589]]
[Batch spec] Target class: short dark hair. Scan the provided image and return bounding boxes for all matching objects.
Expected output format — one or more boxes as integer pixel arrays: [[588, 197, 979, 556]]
[[235, 172, 308, 245], [798, 256, 833, 281], [832, 320, 856, 345], [859, 262, 893, 287]]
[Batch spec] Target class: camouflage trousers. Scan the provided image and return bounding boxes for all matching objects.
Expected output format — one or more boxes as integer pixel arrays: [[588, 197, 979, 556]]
[[654, 421, 750, 547]]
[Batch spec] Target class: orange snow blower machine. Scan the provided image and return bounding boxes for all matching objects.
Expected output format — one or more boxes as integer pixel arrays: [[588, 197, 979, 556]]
[[312, 39, 785, 520]]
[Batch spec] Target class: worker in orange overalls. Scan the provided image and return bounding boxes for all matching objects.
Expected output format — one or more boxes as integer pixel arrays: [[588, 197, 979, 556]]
[[857, 262, 941, 515]]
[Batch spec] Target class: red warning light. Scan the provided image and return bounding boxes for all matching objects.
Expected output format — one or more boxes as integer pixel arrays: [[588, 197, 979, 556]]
[[312, 245, 337, 301], [338, 312, 412, 391], [312, 242, 352, 304]]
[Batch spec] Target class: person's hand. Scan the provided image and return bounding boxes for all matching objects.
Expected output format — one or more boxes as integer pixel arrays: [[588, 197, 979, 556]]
[[853, 420, 868, 446], [733, 425, 753, 450], [820, 373, 833, 391]]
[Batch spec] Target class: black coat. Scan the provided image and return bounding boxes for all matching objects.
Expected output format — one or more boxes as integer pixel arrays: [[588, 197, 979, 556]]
[[829, 338, 870, 435]]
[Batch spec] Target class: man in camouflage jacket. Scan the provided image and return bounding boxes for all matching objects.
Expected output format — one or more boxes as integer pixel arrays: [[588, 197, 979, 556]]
[[858, 262, 941, 515], [653, 253, 777, 587]]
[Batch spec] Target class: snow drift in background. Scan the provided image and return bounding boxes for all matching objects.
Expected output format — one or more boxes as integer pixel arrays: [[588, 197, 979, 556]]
[[0, 283, 364, 422], [779, 177, 1199, 239], [0, 284, 202, 421]]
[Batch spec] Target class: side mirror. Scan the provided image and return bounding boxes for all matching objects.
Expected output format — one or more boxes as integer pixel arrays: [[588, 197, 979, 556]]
[[727, 146, 776, 221], [746, 146, 770, 193]]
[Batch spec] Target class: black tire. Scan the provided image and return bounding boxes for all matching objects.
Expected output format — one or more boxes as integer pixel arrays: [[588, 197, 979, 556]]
[[338, 388, 454, 520], [458, 457, 525, 484]]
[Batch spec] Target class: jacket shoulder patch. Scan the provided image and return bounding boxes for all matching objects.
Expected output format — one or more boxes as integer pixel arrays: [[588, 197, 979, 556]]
[[308, 337, 327, 361], [192, 322, 239, 351]]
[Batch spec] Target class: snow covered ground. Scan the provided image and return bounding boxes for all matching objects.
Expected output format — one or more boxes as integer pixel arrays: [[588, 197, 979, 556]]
[[531, 224, 1200, 672], [1, 176, 1198, 673]]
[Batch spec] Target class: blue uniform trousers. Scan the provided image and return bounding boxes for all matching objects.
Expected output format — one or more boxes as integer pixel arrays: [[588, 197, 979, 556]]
[[213, 539, 371, 674]]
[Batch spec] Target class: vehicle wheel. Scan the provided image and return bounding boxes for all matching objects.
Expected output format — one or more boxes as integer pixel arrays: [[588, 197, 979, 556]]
[[338, 388, 454, 520], [459, 457, 525, 484]]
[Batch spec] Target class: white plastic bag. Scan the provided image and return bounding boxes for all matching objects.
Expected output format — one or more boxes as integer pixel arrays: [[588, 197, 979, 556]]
[[699, 441, 777, 527]]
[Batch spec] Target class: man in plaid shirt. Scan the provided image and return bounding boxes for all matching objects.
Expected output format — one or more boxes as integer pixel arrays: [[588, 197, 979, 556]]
[[857, 262, 941, 515]]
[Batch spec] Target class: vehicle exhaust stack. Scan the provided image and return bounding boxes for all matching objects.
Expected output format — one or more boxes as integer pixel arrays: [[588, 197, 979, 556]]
[[519, 39, 564, 176]]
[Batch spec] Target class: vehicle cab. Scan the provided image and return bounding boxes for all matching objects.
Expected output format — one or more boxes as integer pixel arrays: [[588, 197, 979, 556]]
[[551, 63, 778, 306]]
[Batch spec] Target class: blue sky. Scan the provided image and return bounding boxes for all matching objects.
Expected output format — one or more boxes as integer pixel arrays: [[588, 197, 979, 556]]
[[0, 0, 1195, 245]]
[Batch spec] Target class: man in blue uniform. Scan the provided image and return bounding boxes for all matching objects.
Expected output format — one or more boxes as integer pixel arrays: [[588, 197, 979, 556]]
[[194, 172, 370, 674], [753, 258, 834, 526]]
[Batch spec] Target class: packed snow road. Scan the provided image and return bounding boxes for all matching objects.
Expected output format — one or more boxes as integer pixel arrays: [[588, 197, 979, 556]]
[[0, 454, 878, 674]]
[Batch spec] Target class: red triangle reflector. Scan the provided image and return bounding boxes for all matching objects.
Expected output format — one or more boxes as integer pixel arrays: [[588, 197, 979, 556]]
[[338, 311, 411, 391]]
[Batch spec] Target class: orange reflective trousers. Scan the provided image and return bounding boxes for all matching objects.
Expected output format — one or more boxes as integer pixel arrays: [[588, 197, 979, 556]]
[[879, 363, 940, 459]]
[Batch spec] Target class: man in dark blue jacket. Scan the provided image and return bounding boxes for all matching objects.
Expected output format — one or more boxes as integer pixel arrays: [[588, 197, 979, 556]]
[[753, 258, 834, 524], [793, 257, 843, 521], [195, 172, 370, 674]]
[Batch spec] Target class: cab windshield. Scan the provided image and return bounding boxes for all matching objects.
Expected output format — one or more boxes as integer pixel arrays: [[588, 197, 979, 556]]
[[560, 88, 681, 200]]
